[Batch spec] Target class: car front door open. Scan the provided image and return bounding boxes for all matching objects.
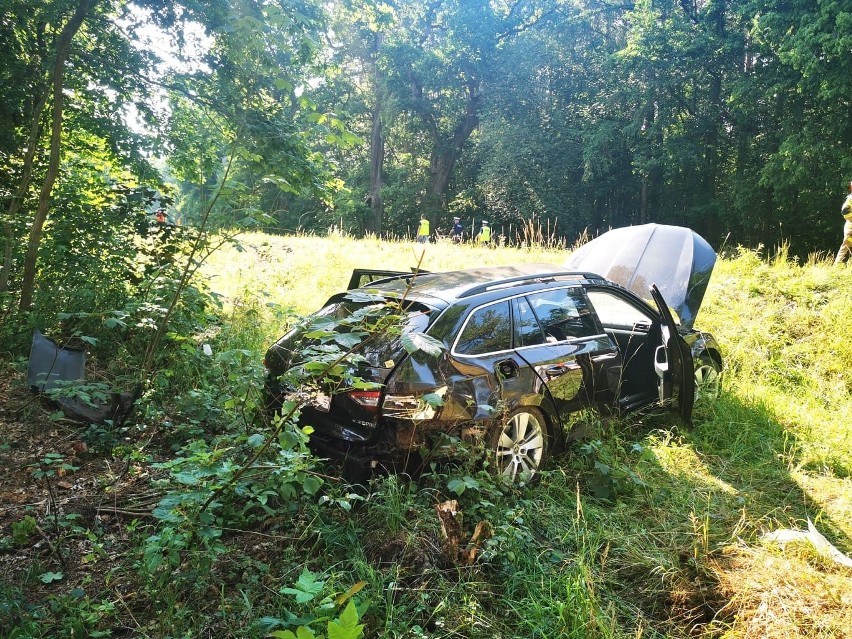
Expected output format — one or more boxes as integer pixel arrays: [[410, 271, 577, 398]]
[[650, 284, 695, 423]]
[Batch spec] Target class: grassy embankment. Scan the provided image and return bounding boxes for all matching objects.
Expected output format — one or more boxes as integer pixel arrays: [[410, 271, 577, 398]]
[[199, 232, 852, 638]]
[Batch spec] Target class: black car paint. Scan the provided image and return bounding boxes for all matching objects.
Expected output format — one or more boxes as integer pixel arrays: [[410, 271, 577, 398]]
[[264, 264, 721, 477]]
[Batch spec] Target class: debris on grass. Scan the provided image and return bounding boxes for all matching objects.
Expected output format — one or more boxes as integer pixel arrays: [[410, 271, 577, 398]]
[[761, 519, 852, 569]]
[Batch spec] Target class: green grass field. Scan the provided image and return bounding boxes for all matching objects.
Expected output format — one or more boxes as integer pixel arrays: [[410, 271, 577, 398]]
[[6, 231, 849, 638], [197, 232, 852, 638]]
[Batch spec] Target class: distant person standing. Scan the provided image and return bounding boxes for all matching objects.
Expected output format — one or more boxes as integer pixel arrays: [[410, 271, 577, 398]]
[[476, 220, 492, 246], [417, 214, 430, 244], [450, 216, 464, 243], [155, 209, 166, 224], [834, 181, 852, 264]]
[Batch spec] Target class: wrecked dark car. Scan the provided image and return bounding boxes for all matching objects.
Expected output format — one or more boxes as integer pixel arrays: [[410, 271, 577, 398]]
[[264, 224, 723, 483]]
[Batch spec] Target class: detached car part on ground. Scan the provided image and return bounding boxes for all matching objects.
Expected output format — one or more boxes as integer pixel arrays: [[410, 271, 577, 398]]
[[264, 224, 723, 484]]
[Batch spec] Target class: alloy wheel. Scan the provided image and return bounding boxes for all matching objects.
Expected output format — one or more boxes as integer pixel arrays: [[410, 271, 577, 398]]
[[492, 409, 547, 483], [694, 359, 722, 402]]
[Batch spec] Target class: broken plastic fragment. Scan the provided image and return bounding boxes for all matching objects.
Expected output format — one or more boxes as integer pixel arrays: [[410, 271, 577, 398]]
[[761, 518, 852, 568]]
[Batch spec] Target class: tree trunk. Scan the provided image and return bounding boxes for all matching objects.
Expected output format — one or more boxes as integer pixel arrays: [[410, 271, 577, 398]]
[[700, 0, 727, 241], [18, 0, 96, 312], [367, 104, 385, 234], [425, 97, 480, 225], [410, 74, 481, 227], [427, 147, 455, 218], [0, 89, 48, 293], [1, 12, 55, 293], [366, 33, 384, 235]]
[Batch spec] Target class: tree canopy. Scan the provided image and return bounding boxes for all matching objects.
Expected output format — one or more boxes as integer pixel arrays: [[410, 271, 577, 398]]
[[1, 0, 850, 324]]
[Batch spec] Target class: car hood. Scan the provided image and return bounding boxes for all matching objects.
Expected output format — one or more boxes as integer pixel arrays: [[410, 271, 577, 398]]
[[563, 223, 716, 328]]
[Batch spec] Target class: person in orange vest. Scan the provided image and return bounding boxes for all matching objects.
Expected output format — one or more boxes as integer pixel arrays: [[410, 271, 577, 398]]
[[835, 181, 852, 264], [416, 214, 430, 243], [155, 209, 167, 224]]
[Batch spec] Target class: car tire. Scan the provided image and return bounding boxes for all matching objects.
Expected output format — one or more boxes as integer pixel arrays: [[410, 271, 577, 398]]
[[694, 355, 722, 403], [487, 406, 549, 484]]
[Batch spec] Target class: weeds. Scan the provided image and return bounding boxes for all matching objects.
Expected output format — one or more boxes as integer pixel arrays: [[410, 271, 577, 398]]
[[4, 236, 852, 638]]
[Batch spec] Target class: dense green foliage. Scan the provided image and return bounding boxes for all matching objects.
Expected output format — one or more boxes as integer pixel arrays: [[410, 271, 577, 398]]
[[3, 1, 850, 326], [304, 0, 852, 255], [2, 235, 851, 638], [0, 0, 331, 333]]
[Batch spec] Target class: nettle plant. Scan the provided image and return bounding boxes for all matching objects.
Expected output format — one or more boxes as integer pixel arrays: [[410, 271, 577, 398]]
[[265, 569, 367, 639], [143, 286, 444, 586]]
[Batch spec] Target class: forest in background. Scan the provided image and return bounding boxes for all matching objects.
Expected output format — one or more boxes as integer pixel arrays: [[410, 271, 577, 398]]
[[2, 0, 852, 324]]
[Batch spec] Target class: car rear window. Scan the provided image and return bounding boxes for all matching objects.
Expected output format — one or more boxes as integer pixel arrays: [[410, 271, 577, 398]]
[[309, 299, 432, 367]]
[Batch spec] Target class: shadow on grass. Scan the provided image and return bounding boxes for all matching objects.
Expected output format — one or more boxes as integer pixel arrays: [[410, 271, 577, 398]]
[[542, 388, 852, 636], [688, 390, 851, 547]]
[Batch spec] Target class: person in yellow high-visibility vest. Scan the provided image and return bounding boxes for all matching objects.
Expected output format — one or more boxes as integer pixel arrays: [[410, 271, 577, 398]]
[[835, 181, 852, 264], [476, 220, 492, 246], [416, 214, 430, 243]]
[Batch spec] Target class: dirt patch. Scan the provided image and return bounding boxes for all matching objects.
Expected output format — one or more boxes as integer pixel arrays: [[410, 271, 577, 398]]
[[0, 369, 155, 617]]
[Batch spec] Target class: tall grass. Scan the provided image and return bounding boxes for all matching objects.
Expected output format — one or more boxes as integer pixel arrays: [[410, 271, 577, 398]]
[[198, 232, 852, 638], [201, 231, 570, 344]]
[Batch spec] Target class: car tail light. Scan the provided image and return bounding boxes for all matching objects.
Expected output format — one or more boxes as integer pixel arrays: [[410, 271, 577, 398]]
[[382, 387, 446, 420], [347, 390, 381, 411], [381, 394, 420, 417]]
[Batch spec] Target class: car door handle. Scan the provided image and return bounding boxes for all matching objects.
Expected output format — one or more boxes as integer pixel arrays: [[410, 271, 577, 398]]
[[545, 364, 578, 378], [654, 345, 668, 370], [592, 351, 619, 362]]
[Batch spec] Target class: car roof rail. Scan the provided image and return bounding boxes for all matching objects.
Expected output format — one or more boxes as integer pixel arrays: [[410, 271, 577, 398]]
[[457, 271, 603, 298]]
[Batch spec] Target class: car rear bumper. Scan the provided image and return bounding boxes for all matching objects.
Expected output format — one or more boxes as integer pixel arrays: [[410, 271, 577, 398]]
[[307, 430, 424, 481], [265, 380, 424, 480]]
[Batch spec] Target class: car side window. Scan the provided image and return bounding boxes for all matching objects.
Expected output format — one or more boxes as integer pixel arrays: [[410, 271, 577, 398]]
[[526, 288, 598, 342], [512, 297, 546, 347], [586, 289, 653, 330], [455, 301, 512, 355]]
